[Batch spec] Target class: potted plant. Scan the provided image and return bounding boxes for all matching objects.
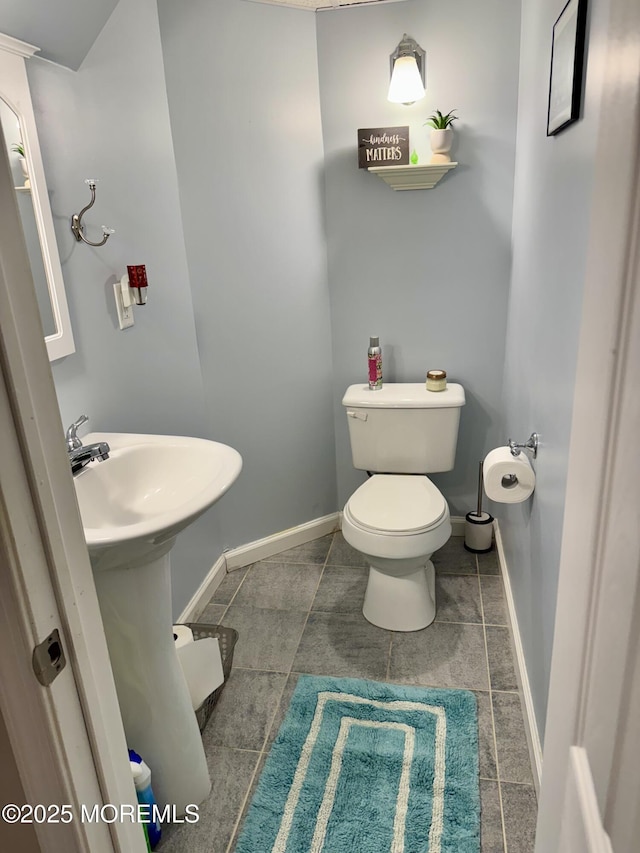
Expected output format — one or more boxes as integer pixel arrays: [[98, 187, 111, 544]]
[[11, 142, 29, 183], [424, 109, 458, 164]]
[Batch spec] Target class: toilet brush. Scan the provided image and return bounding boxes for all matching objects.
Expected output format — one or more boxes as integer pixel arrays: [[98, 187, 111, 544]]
[[464, 461, 494, 553]]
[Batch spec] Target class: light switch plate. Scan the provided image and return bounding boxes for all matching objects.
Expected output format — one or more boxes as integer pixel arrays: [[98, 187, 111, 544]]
[[113, 282, 134, 330]]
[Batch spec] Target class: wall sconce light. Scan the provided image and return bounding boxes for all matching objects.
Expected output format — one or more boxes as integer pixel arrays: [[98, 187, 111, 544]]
[[388, 34, 426, 105]]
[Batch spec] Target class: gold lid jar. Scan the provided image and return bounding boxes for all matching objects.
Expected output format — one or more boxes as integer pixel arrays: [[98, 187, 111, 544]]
[[426, 369, 447, 392]]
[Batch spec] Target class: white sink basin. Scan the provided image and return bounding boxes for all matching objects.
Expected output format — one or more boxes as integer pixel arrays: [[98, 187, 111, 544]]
[[75, 432, 242, 813], [75, 432, 242, 569]]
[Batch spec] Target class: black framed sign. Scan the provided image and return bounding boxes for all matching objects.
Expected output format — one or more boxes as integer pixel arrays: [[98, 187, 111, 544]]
[[547, 0, 588, 136], [358, 127, 409, 168]]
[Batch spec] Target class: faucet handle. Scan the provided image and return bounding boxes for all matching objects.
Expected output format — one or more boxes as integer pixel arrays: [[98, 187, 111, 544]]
[[65, 415, 89, 451]]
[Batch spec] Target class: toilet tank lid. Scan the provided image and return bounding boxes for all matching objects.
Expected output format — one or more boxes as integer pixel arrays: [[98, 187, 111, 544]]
[[342, 383, 465, 409]]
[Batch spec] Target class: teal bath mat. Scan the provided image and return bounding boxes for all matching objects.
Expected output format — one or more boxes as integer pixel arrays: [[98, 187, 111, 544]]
[[235, 675, 480, 853]]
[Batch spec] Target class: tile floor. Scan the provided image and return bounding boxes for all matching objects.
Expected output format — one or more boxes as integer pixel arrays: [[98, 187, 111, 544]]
[[159, 533, 538, 853]]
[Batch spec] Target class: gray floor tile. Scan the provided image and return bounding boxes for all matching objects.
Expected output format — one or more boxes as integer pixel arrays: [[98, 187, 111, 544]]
[[197, 603, 227, 625], [232, 561, 323, 611], [261, 534, 334, 565], [475, 690, 497, 779], [493, 692, 533, 785], [311, 564, 369, 613], [433, 536, 477, 574], [480, 780, 505, 853], [202, 668, 287, 751], [389, 622, 489, 690], [229, 753, 267, 852], [435, 575, 483, 623], [326, 531, 369, 567], [210, 566, 249, 605], [486, 626, 518, 691], [501, 783, 537, 853], [166, 535, 523, 852], [221, 605, 307, 672], [480, 576, 508, 625], [292, 611, 391, 680], [158, 746, 259, 853], [266, 672, 301, 748], [478, 549, 501, 575]]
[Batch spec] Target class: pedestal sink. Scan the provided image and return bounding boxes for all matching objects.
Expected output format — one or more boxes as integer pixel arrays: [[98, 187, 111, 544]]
[[74, 432, 242, 812]]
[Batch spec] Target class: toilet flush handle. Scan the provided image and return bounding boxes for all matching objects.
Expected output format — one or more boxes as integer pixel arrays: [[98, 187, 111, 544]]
[[347, 410, 368, 421]]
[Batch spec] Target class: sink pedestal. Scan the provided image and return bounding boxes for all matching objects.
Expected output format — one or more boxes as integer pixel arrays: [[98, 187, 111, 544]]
[[74, 431, 243, 812], [93, 551, 211, 812]]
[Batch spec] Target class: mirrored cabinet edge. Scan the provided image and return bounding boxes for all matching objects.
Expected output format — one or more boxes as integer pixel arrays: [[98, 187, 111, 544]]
[[0, 31, 75, 361]]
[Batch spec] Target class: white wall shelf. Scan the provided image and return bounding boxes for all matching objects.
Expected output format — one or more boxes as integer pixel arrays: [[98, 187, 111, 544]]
[[368, 162, 457, 191]]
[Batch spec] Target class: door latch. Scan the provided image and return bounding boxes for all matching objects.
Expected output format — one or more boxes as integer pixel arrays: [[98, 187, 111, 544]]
[[32, 629, 67, 686]]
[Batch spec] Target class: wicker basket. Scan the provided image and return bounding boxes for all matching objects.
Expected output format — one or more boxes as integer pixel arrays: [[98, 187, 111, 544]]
[[180, 623, 238, 732]]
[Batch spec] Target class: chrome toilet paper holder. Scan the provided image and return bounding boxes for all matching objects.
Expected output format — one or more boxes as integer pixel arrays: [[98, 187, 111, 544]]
[[508, 433, 539, 459]]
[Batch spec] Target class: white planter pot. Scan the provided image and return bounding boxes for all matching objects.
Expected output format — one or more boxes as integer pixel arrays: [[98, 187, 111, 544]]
[[429, 128, 453, 164], [18, 156, 28, 180]]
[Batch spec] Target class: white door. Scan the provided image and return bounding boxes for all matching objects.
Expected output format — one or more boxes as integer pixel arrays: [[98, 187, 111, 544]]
[[535, 0, 640, 847], [0, 119, 146, 851]]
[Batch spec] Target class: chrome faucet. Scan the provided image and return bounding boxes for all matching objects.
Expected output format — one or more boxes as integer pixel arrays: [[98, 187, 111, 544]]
[[65, 415, 110, 474], [65, 414, 89, 451]]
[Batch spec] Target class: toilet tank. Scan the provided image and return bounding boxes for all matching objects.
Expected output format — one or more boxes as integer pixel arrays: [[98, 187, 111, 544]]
[[342, 383, 465, 474]]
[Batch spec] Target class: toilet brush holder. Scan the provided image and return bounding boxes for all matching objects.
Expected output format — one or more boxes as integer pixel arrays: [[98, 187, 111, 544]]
[[464, 511, 494, 553], [464, 461, 494, 553]]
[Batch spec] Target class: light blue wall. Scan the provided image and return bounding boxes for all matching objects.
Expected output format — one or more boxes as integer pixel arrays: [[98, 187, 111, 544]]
[[19, 0, 605, 737], [499, 0, 604, 741], [316, 0, 521, 514], [157, 0, 337, 549], [27, 0, 336, 615], [0, 0, 119, 69], [28, 0, 205, 436], [26, 0, 222, 615]]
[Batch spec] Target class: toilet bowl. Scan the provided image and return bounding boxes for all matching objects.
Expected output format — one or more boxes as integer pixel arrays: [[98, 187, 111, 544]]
[[341, 474, 451, 631], [341, 381, 465, 631]]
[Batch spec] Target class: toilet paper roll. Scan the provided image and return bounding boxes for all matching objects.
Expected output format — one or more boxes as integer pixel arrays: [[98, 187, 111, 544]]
[[173, 624, 194, 649], [483, 446, 536, 504]]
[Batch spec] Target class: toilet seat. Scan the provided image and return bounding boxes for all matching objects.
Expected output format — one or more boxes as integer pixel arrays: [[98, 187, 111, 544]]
[[346, 475, 447, 536], [341, 473, 453, 629]]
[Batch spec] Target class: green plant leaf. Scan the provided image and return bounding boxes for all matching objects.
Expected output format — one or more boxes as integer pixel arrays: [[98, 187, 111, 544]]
[[424, 108, 459, 129]]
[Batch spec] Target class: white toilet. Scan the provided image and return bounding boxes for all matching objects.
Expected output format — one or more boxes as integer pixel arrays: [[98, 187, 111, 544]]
[[341, 382, 465, 631]]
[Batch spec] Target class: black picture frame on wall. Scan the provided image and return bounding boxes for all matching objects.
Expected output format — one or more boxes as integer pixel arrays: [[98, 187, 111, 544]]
[[546, 0, 588, 136]]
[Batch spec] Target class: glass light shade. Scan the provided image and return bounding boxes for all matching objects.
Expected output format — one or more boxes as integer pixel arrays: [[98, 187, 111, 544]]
[[387, 55, 425, 104]]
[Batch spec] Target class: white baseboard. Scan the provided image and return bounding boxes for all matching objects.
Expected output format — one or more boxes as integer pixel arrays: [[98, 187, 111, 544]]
[[494, 519, 543, 792], [177, 554, 227, 624], [177, 513, 340, 622], [450, 515, 466, 537], [224, 512, 341, 570], [178, 511, 465, 627]]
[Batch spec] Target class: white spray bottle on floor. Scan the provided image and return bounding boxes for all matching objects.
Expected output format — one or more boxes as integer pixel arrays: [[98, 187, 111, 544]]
[[129, 749, 162, 849]]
